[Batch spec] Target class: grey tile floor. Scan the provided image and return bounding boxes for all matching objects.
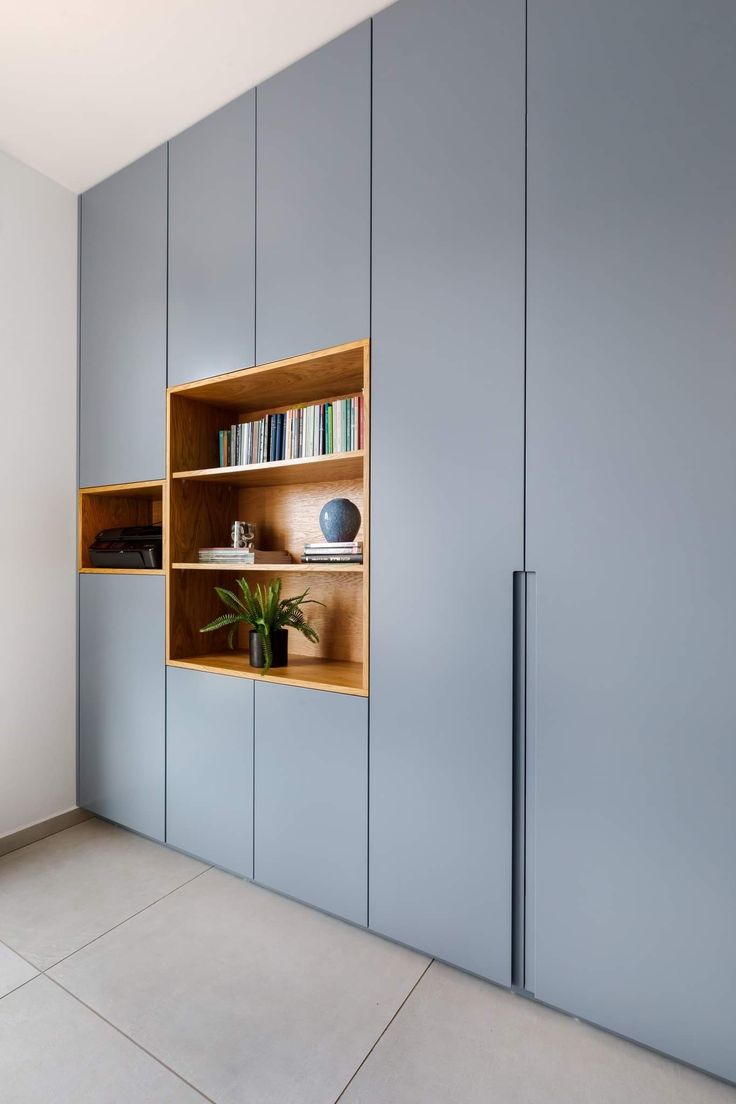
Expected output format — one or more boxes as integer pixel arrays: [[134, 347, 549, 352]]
[[0, 819, 733, 1104]]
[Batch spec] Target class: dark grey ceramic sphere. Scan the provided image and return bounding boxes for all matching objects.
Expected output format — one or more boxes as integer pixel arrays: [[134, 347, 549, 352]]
[[319, 498, 361, 543]]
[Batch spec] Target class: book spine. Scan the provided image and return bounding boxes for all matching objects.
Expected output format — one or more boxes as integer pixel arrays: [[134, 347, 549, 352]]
[[301, 554, 364, 563], [304, 544, 362, 552]]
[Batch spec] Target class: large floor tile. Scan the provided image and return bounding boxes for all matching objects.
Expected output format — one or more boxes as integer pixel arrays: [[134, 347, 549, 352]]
[[0, 975, 206, 1103], [0, 818, 206, 969], [0, 942, 37, 998], [339, 962, 736, 1104], [50, 867, 429, 1104]]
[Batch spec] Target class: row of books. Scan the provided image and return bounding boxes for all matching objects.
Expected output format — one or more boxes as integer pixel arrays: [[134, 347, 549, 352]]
[[300, 541, 363, 564], [197, 548, 292, 565], [217, 395, 364, 468]]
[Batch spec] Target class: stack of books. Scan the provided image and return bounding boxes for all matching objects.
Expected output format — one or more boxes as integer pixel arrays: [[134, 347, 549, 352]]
[[301, 541, 363, 564], [217, 394, 364, 467], [198, 548, 292, 566]]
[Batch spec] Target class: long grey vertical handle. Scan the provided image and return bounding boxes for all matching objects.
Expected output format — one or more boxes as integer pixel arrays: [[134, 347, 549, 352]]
[[524, 571, 537, 995], [512, 572, 527, 988], [512, 571, 537, 993]]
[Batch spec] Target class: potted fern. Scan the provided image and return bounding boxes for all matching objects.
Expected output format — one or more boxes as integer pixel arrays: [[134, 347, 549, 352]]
[[200, 577, 322, 674]]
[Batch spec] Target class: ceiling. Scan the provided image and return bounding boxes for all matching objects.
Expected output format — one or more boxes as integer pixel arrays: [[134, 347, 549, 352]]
[[0, 0, 394, 193]]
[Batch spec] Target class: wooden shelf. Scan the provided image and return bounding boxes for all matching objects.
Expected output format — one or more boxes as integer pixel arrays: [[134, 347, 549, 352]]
[[172, 451, 363, 488], [167, 652, 366, 696], [79, 480, 165, 497], [168, 340, 366, 415], [172, 562, 363, 573], [80, 568, 164, 576]]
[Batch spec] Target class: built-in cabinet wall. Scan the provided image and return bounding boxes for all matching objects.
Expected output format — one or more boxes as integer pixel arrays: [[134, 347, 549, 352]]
[[78, 21, 374, 937], [77, 0, 736, 1084]]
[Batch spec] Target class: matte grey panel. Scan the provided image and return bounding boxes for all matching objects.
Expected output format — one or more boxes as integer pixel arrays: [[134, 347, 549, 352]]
[[166, 667, 253, 876], [254, 683, 367, 925], [255, 22, 370, 364], [527, 0, 736, 1081], [370, 0, 524, 983], [168, 93, 255, 386], [79, 147, 166, 486], [78, 575, 165, 840]]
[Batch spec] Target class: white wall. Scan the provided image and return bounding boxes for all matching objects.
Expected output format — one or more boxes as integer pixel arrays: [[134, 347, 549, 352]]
[[0, 150, 78, 836]]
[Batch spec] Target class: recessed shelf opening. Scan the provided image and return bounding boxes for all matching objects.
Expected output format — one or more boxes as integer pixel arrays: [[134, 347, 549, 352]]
[[166, 340, 370, 695], [78, 481, 165, 574]]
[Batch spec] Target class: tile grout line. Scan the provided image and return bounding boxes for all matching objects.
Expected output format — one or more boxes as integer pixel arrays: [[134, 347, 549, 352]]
[[0, 865, 212, 976], [0, 936, 43, 975], [43, 865, 213, 974], [0, 972, 44, 1003], [333, 958, 435, 1104], [46, 974, 217, 1104]]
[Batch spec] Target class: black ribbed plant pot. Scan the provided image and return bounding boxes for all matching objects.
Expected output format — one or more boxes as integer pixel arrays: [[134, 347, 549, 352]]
[[249, 628, 288, 669]]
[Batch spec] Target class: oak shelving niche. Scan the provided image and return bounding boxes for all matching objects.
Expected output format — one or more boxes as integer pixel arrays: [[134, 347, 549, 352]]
[[78, 480, 165, 575], [166, 340, 370, 696]]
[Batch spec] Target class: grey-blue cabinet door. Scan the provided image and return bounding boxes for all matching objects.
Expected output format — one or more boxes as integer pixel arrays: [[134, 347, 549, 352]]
[[370, 0, 524, 983], [255, 22, 370, 364], [167, 667, 253, 876], [168, 93, 255, 386], [527, 0, 736, 1082], [78, 574, 165, 840], [79, 146, 167, 487], [254, 683, 367, 925]]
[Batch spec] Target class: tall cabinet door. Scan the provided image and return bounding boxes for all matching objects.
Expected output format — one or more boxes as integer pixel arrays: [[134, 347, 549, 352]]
[[78, 575, 165, 840], [370, 0, 525, 982], [80, 146, 167, 487], [255, 22, 370, 364], [527, 0, 736, 1081], [168, 92, 256, 387]]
